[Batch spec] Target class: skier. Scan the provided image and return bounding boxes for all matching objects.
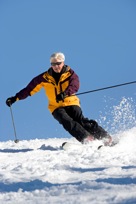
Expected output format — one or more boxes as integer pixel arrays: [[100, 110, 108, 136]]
[[6, 52, 112, 146]]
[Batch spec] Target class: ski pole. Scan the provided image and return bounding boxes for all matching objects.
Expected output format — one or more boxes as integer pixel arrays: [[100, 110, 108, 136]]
[[76, 81, 136, 96], [9, 105, 19, 143]]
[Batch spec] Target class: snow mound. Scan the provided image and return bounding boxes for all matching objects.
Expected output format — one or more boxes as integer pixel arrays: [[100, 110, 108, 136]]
[[0, 127, 136, 203]]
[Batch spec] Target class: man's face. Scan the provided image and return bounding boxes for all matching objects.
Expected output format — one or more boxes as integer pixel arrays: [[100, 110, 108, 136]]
[[51, 60, 64, 73]]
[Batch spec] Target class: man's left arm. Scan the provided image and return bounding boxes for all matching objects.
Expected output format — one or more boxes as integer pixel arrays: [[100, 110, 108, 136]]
[[65, 69, 80, 96]]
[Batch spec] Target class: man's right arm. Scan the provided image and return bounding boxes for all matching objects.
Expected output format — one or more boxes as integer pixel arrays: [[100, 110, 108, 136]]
[[6, 72, 46, 106]]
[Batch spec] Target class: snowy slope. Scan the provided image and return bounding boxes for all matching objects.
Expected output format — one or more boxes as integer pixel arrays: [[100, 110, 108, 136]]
[[0, 127, 136, 204]]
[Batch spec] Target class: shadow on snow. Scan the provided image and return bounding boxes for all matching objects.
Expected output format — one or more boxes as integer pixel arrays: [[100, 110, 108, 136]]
[[96, 177, 136, 185], [38, 144, 59, 151], [0, 180, 82, 193], [68, 166, 136, 173], [0, 149, 33, 153], [0, 175, 136, 193]]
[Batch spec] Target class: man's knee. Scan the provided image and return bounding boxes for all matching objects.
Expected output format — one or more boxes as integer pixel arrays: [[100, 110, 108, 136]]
[[52, 108, 64, 124], [82, 119, 98, 132], [52, 108, 72, 126]]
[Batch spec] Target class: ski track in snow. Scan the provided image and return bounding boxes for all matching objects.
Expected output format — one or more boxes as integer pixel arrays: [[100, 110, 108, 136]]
[[0, 127, 136, 204]]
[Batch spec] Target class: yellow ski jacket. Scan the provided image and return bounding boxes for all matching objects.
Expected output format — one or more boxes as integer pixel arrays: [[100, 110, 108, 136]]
[[15, 65, 80, 113]]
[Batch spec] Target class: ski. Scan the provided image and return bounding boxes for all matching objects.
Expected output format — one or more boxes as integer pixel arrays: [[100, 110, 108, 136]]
[[62, 142, 84, 151], [62, 141, 102, 151], [62, 141, 118, 151]]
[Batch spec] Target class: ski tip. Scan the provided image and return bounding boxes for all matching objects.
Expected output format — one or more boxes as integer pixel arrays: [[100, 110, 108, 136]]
[[98, 145, 103, 150], [62, 142, 67, 148]]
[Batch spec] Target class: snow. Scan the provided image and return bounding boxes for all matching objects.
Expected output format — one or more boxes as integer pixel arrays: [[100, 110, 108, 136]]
[[0, 127, 136, 204]]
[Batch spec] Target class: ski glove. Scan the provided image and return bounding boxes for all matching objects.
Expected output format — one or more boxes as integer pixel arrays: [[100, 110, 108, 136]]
[[56, 92, 66, 103], [6, 96, 16, 107]]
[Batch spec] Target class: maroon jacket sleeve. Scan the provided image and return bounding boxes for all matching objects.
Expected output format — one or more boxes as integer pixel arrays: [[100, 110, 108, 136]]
[[15, 72, 46, 100], [64, 69, 80, 96]]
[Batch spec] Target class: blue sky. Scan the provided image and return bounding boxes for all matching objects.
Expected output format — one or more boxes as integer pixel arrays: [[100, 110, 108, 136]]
[[1, 0, 136, 142]]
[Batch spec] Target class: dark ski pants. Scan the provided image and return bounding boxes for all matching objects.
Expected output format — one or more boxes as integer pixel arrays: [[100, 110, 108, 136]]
[[52, 105, 90, 142], [52, 105, 110, 142]]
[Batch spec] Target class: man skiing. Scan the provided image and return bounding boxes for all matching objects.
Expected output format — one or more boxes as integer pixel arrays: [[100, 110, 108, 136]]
[[6, 52, 112, 146]]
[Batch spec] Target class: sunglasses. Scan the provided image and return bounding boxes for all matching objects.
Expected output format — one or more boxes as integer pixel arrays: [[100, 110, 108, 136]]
[[51, 62, 62, 66]]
